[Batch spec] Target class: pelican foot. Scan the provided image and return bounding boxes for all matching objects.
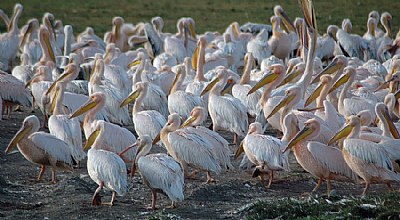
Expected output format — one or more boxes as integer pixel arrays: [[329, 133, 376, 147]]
[[92, 193, 102, 206]]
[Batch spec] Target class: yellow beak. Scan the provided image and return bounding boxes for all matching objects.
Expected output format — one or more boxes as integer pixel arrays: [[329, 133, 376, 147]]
[[181, 115, 197, 128], [69, 99, 97, 119], [168, 71, 181, 96], [46, 72, 70, 96], [277, 67, 302, 88], [277, 9, 296, 32], [120, 90, 140, 107], [50, 85, 60, 114], [283, 126, 313, 152], [84, 128, 101, 151], [221, 79, 235, 96], [328, 124, 353, 146], [304, 83, 324, 107], [311, 59, 340, 84], [127, 58, 141, 69], [381, 107, 400, 139], [200, 77, 219, 96], [192, 45, 200, 71], [328, 73, 350, 95], [267, 94, 295, 119], [247, 71, 280, 95], [234, 141, 245, 159], [5, 124, 33, 153]]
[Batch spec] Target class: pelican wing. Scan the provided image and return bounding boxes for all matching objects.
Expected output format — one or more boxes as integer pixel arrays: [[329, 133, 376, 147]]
[[144, 23, 163, 57], [343, 97, 376, 117], [0, 73, 32, 107], [232, 84, 261, 116], [138, 153, 184, 202], [307, 141, 358, 181], [378, 140, 400, 160], [133, 110, 166, 139]]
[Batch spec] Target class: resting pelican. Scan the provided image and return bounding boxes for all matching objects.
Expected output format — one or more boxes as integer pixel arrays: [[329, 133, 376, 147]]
[[201, 68, 248, 144], [329, 115, 400, 195], [185, 36, 208, 96], [84, 131, 129, 206], [168, 65, 205, 120], [105, 17, 130, 52], [246, 29, 270, 65], [5, 115, 74, 183], [268, 16, 292, 60], [154, 113, 221, 183], [0, 3, 22, 71], [120, 82, 166, 142], [181, 106, 234, 170], [20, 18, 41, 65], [69, 92, 136, 162], [284, 118, 358, 195], [132, 136, 184, 210], [235, 122, 290, 188], [36, 26, 56, 68], [48, 81, 86, 164]]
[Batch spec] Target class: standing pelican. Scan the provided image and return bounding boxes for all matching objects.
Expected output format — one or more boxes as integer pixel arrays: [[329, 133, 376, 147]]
[[5, 115, 74, 183], [268, 16, 292, 60], [84, 130, 129, 206], [284, 118, 358, 195], [329, 115, 400, 195], [120, 82, 167, 142], [201, 68, 248, 144], [69, 92, 136, 162], [132, 136, 184, 210]]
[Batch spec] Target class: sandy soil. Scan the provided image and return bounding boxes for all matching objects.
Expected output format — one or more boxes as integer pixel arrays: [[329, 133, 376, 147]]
[[0, 108, 397, 219]]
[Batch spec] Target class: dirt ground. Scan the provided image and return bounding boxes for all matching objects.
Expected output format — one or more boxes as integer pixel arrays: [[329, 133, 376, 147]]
[[0, 108, 398, 219]]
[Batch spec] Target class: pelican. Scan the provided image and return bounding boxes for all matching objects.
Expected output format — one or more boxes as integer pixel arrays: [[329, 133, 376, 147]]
[[0, 3, 23, 71], [11, 53, 34, 84], [284, 118, 358, 195], [84, 130, 129, 206], [19, 18, 41, 65], [268, 16, 292, 60], [235, 122, 290, 188], [132, 136, 184, 210], [5, 115, 74, 183], [201, 68, 248, 144], [329, 115, 400, 195], [185, 36, 208, 97], [35, 26, 56, 68], [0, 9, 10, 27], [246, 29, 270, 65], [48, 81, 86, 164], [154, 113, 221, 183], [168, 65, 205, 120], [104, 17, 130, 52], [181, 106, 234, 170], [120, 82, 167, 142]]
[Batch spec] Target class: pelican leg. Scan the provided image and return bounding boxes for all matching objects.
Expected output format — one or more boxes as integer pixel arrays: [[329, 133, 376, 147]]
[[386, 183, 393, 192], [362, 182, 370, 196], [266, 171, 274, 189], [326, 177, 332, 197], [233, 133, 238, 145], [92, 182, 104, 206], [51, 168, 57, 184], [206, 171, 216, 184], [312, 177, 323, 193], [37, 165, 46, 181], [147, 190, 158, 210], [168, 201, 177, 209], [102, 191, 116, 206]]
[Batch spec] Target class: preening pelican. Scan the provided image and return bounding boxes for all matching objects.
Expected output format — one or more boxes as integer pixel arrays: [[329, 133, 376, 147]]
[[329, 115, 400, 195], [5, 115, 74, 183], [201, 68, 248, 144], [84, 131, 129, 206], [155, 113, 221, 183], [235, 122, 290, 188], [120, 82, 167, 142], [132, 136, 184, 209], [69, 92, 136, 162], [284, 118, 358, 195], [168, 65, 205, 120]]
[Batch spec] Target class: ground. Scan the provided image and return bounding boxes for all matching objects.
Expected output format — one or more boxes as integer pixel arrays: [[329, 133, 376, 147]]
[[0, 108, 399, 219]]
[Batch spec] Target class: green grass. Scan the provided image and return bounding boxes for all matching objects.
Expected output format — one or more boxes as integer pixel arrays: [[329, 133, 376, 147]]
[[1, 0, 400, 38], [239, 193, 400, 219]]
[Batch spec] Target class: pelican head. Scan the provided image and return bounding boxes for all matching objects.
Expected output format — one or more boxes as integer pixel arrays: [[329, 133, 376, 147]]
[[130, 135, 152, 176], [20, 18, 37, 49], [200, 68, 226, 96], [128, 51, 146, 69], [46, 63, 79, 95], [341, 18, 352, 33], [311, 55, 347, 84], [328, 66, 356, 94], [283, 118, 320, 152], [5, 115, 39, 153], [38, 26, 56, 63], [376, 103, 400, 139], [381, 12, 392, 38], [192, 36, 207, 70], [168, 65, 186, 95], [278, 62, 305, 88], [304, 75, 332, 107], [247, 64, 286, 95], [282, 112, 300, 138], [25, 66, 51, 88], [181, 106, 207, 128], [274, 5, 295, 32], [69, 92, 106, 119], [369, 11, 380, 21], [8, 3, 23, 32], [328, 115, 360, 145], [151, 16, 164, 33], [327, 25, 339, 41], [357, 110, 373, 126], [43, 12, 56, 40], [267, 86, 302, 119], [120, 82, 148, 107], [152, 113, 182, 145]]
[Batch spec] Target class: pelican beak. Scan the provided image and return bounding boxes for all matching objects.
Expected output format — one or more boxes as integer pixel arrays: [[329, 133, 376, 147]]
[[283, 125, 313, 153], [181, 115, 197, 128], [50, 85, 60, 114], [328, 73, 350, 94], [188, 22, 196, 38], [299, 0, 317, 31], [277, 9, 296, 32], [200, 77, 219, 96], [304, 83, 324, 107], [168, 71, 182, 96], [5, 123, 33, 153], [311, 59, 340, 84], [267, 94, 295, 119], [20, 22, 33, 51], [234, 141, 245, 159], [84, 128, 100, 151], [297, 106, 324, 112], [127, 58, 141, 69], [152, 133, 161, 145], [387, 18, 392, 38], [46, 16, 57, 41], [247, 70, 279, 95], [231, 22, 239, 39], [221, 78, 235, 96], [69, 98, 97, 119], [381, 107, 400, 139], [328, 124, 353, 145], [278, 66, 301, 88], [25, 73, 40, 88], [192, 44, 200, 71], [103, 51, 110, 62], [45, 71, 71, 96], [120, 90, 140, 107]]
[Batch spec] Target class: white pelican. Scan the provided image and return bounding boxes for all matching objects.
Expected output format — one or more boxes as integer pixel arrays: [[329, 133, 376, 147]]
[[376, 12, 393, 62], [268, 16, 292, 60], [0, 3, 22, 71], [368, 11, 384, 37], [201, 68, 248, 144], [120, 82, 167, 142], [35, 26, 56, 68], [154, 113, 221, 183], [246, 29, 271, 65], [168, 65, 205, 120], [329, 115, 400, 195], [273, 5, 298, 57], [69, 92, 136, 162], [77, 27, 106, 51], [48, 81, 86, 165], [89, 58, 131, 125], [235, 122, 290, 188], [0, 71, 32, 118], [181, 106, 234, 170], [185, 36, 208, 96], [11, 53, 34, 84], [20, 18, 41, 65], [5, 115, 74, 183], [0, 9, 10, 27], [132, 136, 184, 210], [104, 17, 130, 52], [284, 118, 358, 195], [84, 131, 129, 206]]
